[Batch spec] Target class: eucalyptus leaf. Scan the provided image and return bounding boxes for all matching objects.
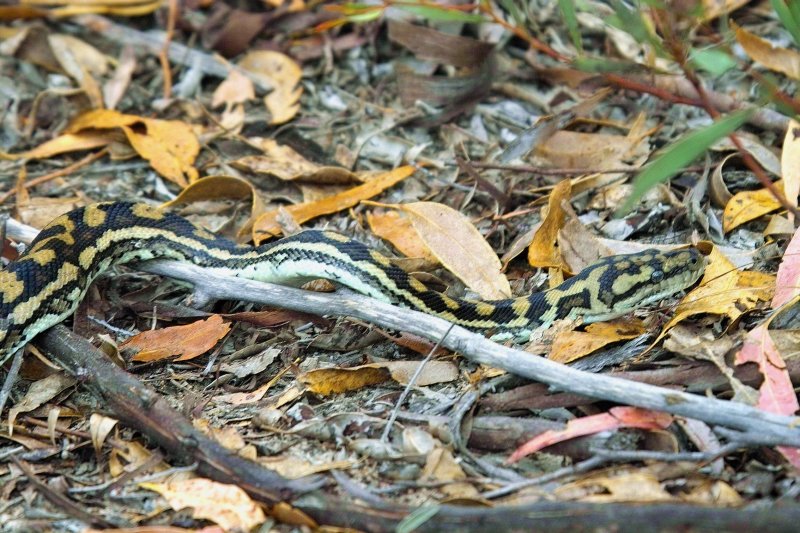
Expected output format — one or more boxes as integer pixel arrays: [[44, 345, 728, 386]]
[[616, 109, 755, 216]]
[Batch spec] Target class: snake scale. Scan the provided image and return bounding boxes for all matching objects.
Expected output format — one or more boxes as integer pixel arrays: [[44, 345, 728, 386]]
[[0, 202, 705, 365]]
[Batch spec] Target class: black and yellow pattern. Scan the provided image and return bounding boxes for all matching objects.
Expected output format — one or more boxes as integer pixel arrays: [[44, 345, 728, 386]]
[[0, 202, 706, 364]]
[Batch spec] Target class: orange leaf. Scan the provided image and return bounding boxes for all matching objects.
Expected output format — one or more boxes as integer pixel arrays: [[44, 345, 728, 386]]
[[367, 210, 437, 263], [508, 407, 672, 463], [252, 165, 415, 241], [123, 315, 231, 362]]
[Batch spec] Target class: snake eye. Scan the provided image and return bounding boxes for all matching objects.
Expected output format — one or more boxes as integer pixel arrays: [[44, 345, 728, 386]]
[[651, 270, 664, 283]]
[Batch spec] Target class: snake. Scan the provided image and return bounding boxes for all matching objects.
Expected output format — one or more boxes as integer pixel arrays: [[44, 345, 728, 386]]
[[0, 202, 706, 365]]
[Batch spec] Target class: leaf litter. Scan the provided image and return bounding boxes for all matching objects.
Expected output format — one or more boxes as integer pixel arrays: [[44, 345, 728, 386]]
[[1, 1, 800, 530]]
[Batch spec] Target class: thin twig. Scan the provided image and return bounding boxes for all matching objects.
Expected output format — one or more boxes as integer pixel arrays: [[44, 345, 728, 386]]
[[0, 349, 23, 416], [380, 323, 455, 443]]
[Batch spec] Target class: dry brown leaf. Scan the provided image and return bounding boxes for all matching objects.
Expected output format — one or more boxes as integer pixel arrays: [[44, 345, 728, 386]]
[[733, 21, 800, 80], [89, 413, 118, 453], [109, 440, 165, 478], [194, 419, 247, 453], [47, 33, 105, 107], [259, 456, 354, 480], [549, 319, 646, 364], [238, 51, 302, 125], [658, 247, 774, 338], [701, 0, 749, 21], [395, 201, 511, 299], [299, 360, 458, 396], [7, 373, 76, 431], [252, 165, 415, 241], [557, 471, 673, 503], [529, 179, 572, 271], [103, 45, 136, 110], [212, 69, 255, 108], [723, 180, 784, 232], [66, 109, 199, 186], [421, 448, 480, 499], [122, 315, 231, 362], [140, 478, 266, 531], [782, 119, 800, 221], [163, 175, 266, 241], [557, 217, 611, 272], [366, 210, 438, 264], [234, 139, 358, 183], [16, 196, 83, 228], [712, 134, 782, 176]]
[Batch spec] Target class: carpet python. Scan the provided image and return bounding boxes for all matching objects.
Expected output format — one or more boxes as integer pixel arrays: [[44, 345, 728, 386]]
[[0, 202, 706, 365]]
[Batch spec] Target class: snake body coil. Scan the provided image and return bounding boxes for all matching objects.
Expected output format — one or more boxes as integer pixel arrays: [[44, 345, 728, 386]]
[[0, 202, 705, 364]]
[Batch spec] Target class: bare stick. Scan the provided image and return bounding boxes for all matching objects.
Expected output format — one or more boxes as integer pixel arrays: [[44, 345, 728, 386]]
[[138, 259, 800, 448]]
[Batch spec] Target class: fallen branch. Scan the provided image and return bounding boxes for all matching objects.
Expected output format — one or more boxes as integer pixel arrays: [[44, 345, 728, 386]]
[[31, 319, 800, 530], [139, 259, 800, 447], [37, 325, 323, 504]]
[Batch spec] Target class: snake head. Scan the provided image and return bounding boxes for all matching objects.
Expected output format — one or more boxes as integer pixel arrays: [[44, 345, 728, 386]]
[[592, 247, 706, 318]]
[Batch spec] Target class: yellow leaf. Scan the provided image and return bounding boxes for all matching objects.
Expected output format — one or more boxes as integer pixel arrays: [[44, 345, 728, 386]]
[[396, 201, 511, 299], [140, 478, 266, 531], [733, 21, 800, 80], [299, 361, 458, 396], [421, 448, 480, 499], [658, 247, 774, 337], [529, 179, 572, 270], [549, 319, 646, 364], [252, 165, 415, 241], [66, 109, 199, 186], [723, 180, 784, 233], [0, 132, 111, 160]]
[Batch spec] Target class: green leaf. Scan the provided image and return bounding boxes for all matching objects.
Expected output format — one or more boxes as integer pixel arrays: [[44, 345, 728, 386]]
[[396, 4, 486, 23], [396, 504, 440, 533], [573, 56, 648, 74], [607, 0, 664, 54], [346, 11, 383, 24], [616, 109, 755, 216], [497, 0, 527, 27], [559, 0, 583, 53], [772, 0, 800, 47], [690, 47, 737, 76]]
